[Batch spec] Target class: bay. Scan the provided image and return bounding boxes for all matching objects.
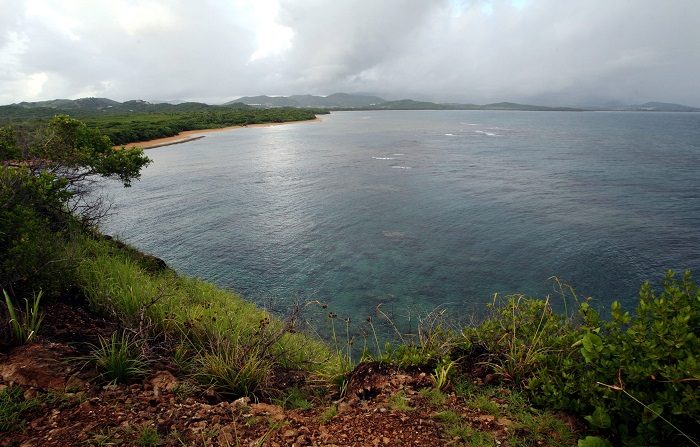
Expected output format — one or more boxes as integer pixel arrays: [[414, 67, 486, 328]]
[[103, 110, 700, 321]]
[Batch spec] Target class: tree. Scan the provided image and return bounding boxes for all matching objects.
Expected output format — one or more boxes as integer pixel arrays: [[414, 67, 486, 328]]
[[0, 115, 150, 294]]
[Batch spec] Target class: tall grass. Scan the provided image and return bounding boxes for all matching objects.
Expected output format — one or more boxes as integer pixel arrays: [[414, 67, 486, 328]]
[[85, 331, 148, 383], [3, 289, 44, 345], [71, 235, 341, 396]]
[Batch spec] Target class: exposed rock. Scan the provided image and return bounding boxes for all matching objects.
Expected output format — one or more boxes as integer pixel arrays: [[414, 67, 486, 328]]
[[0, 342, 78, 390], [149, 370, 179, 396]]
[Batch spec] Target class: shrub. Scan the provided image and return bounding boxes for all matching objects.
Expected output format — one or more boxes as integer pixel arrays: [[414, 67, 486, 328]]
[[565, 271, 700, 445], [462, 293, 580, 387], [462, 271, 700, 445]]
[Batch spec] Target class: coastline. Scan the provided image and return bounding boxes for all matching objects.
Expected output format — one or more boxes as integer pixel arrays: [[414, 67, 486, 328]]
[[116, 116, 321, 150]]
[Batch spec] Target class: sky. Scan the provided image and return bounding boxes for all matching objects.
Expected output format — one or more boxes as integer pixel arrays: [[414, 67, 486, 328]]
[[1, 0, 699, 106]]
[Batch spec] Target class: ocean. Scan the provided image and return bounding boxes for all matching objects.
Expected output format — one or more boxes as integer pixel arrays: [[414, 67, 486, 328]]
[[103, 110, 700, 322]]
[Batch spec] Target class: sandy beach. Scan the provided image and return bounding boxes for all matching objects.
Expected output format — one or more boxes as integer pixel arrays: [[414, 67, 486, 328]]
[[116, 117, 321, 150]]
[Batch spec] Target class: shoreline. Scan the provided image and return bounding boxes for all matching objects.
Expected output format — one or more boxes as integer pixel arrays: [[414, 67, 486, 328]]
[[116, 116, 321, 150]]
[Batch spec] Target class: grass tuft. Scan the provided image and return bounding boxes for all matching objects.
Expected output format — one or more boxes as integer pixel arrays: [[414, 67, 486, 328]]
[[0, 386, 40, 432], [388, 391, 413, 411], [136, 424, 161, 446], [84, 331, 148, 383], [3, 289, 44, 345], [274, 387, 313, 410], [319, 405, 338, 424]]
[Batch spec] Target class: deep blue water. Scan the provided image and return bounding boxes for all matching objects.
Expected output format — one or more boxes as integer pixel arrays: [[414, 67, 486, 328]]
[[104, 110, 700, 321]]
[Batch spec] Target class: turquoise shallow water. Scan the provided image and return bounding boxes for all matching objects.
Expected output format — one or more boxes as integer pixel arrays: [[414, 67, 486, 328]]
[[104, 110, 700, 321]]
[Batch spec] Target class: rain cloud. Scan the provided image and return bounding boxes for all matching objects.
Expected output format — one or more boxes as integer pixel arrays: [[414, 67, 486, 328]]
[[1, 0, 699, 106]]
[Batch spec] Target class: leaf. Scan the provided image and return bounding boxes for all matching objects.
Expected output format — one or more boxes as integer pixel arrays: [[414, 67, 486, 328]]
[[580, 332, 604, 362], [584, 406, 611, 429], [641, 401, 664, 423], [578, 436, 612, 447]]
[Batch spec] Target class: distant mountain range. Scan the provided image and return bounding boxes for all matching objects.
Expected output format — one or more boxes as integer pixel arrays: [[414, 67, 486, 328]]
[[225, 93, 385, 108], [2, 95, 698, 121], [225, 94, 582, 111], [226, 94, 699, 112]]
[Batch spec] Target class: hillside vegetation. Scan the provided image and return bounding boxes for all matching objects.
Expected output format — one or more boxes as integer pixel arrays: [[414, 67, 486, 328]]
[[0, 116, 698, 446], [0, 99, 326, 145]]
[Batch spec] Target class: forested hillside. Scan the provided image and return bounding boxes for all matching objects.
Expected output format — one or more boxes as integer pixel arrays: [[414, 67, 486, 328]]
[[0, 99, 326, 145]]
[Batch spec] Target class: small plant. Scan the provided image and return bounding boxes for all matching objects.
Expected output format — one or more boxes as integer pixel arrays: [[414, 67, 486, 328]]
[[435, 410, 493, 447], [3, 289, 44, 344], [245, 416, 261, 427], [453, 377, 476, 398], [377, 343, 437, 368], [194, 336, 271, 398], [274, 387, 313, 410], [577, 436, 612, 447], [319, 405, 338, 424], [467, 394, 501, 415], [431, 358, 456, 390], [172, 381, 198, 402], [87, 427, 120, 446], [0, 386, 40, 432], [85, 331, 148, 383], [434, 410, 461, 424], [446, 422, 493, 446], [388, 391, 413, 411], [136, 424, 161, 446], [173, 342, 194, 373], [420, 387, 447, 406], [468, 293, 573, 386], [510, 406, 577, 446]]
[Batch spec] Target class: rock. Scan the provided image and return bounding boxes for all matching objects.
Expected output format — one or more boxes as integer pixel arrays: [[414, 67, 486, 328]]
[[204, 387, 220, 404], [23, 388, 37, 399], [149, 370, 179, 397], [497, 417, 513, 427], [250, 403, 286, 421], [232, 396, 251, 409], [477, 414, 496, 424], [0, 342, 77, 390], [65, 374, 86, 392]]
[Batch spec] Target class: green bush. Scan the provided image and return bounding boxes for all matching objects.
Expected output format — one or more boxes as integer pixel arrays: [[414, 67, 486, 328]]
[[463, 294, 579, 387], [0, 116, 149, 295], [0, 167, 70, 294], [463, 271, 700, 445], [565, 271, 699, 445]]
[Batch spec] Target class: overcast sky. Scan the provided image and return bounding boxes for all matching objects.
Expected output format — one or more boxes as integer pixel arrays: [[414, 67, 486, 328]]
[[1, 0, 699, 106]]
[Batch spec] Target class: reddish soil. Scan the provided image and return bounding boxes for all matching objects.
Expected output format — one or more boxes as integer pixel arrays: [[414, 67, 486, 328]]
[[0, 302, 578, 446]]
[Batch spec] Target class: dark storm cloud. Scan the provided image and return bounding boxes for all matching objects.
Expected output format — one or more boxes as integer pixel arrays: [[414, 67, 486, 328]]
[[1, 0, 698, 106]]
